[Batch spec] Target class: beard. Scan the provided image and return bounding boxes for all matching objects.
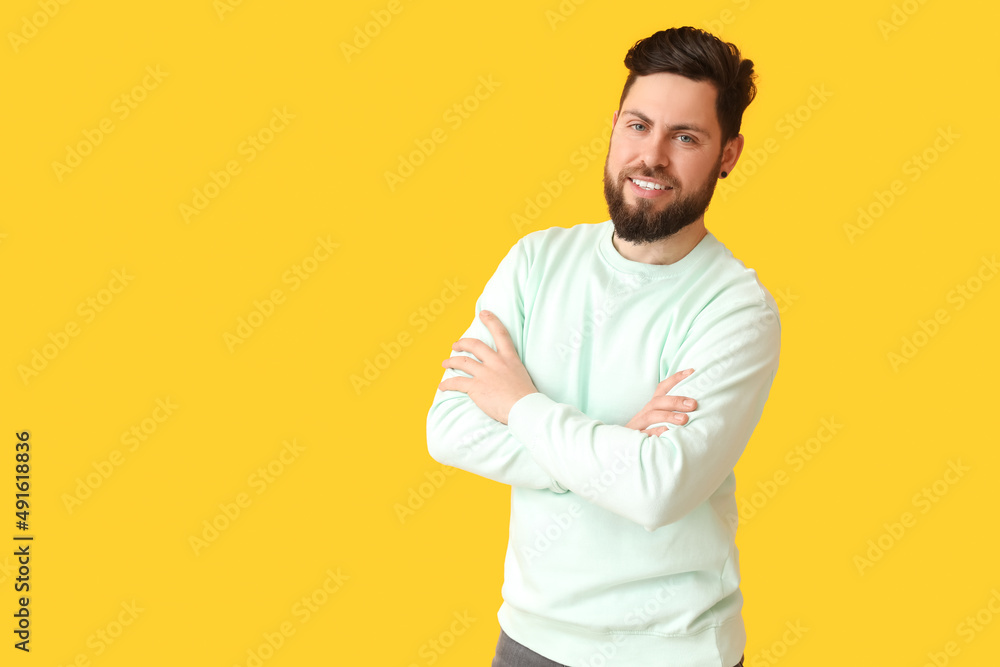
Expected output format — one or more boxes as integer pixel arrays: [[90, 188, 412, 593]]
[[603, 153, 722, 244]]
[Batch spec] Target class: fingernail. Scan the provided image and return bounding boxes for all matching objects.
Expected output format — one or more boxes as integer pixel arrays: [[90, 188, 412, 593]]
[[684, 399, 695, 407], [684, 369, 694, 374], [481, 310, 491, 318]]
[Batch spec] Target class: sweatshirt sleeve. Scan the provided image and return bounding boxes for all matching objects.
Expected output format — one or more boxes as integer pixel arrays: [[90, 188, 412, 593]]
[[506, 296, 780, 530], [426, 239, 568, 494]]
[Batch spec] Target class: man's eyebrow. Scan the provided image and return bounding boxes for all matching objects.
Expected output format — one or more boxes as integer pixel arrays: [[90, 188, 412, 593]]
[[620, 109, 712, 136]]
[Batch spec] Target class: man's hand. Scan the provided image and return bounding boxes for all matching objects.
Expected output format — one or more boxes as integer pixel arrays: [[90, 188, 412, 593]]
[[438, 310, 538, 424], [626, 368, 698, 437]]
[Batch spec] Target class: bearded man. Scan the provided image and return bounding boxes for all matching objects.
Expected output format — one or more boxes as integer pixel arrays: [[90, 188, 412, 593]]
[[427, 26, 779, 667]]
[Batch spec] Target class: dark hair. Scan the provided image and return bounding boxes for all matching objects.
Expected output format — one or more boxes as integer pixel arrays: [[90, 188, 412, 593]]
[[618, 26, 757, 145]]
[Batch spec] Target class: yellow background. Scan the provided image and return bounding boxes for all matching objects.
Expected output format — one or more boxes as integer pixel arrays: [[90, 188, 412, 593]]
[[2, 0, 998, 664]]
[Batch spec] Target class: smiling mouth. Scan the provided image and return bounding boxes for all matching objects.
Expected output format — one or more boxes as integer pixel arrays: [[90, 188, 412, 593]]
[[629, 177, 672, 191]]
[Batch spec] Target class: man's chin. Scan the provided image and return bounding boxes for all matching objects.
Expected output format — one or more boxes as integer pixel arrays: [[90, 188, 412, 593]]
[[612, 222, 691, 245], [618, 196, 665, 220]]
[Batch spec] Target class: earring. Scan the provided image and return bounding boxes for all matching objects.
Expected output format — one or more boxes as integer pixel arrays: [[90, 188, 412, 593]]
[[720, 171, 728, 179]]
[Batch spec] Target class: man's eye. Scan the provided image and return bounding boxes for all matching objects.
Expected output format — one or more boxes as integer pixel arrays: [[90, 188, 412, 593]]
[[678, 135, 693, 143], [629, 122, 646, 132]]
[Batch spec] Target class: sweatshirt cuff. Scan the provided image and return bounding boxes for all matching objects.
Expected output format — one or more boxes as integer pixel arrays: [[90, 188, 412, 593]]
[[508, 392, 568, 493]]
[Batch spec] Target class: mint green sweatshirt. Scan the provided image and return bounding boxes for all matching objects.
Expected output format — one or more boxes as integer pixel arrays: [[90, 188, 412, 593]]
[[426, 220, 780, 666]]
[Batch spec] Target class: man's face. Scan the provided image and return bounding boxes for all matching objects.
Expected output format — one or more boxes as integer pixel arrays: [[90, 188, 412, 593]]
[[604, 72, 732, 244]]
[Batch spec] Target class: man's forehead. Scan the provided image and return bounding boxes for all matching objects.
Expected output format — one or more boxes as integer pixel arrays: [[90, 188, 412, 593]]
[[620, 72, 720, 132]]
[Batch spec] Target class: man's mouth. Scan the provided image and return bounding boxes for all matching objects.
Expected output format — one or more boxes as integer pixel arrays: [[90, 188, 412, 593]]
[[628, 177, 671, 191]]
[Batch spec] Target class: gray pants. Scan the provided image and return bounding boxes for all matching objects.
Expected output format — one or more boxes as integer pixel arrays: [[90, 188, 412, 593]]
[[491, 630, 745, 667]]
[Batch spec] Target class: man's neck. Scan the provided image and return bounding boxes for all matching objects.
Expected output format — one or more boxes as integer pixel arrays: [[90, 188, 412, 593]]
[[611, 219, 708, 265]]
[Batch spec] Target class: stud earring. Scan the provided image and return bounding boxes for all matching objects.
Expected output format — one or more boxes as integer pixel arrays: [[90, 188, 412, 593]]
[[720, 171, 728, 179]]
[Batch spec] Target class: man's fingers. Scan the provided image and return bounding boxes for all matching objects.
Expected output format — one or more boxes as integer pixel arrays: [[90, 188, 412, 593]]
[[441, 355, 478, 373], [479, 310, 516, 357], [438, 376, 472, 394], [626, 370, 697, 433], [648, 394, 697, 412], [642, 426, 670, 437], [632, 408, 688, 432], [450, 336, 494, 362], [655, 368, 695, 394], [646, 410, 689, 425]]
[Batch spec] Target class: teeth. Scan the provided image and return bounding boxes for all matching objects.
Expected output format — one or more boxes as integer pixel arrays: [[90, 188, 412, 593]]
[[631, 178, 667, 190]]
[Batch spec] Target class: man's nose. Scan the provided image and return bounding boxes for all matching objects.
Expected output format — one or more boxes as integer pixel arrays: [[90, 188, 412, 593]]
[[639, 137, 670, 171]]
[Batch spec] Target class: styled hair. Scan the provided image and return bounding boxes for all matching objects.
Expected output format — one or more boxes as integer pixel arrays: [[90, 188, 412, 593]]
[[618, 26, 757, 145]]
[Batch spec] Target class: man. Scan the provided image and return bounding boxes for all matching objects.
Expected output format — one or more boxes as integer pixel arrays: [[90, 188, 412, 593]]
[[426, 26, 778, 667]]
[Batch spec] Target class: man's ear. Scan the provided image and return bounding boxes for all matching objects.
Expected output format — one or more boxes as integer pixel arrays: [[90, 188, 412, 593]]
[[612, 109, 619, 127], [721, 133, 745, 175]]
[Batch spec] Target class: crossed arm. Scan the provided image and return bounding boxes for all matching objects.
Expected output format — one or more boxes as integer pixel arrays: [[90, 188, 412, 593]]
[[428, 308, 702, 510], [438, 309, 696, 435], [428, 299, 779, 529], [426, 237, 779, 528], [425, 309, 696, 497]]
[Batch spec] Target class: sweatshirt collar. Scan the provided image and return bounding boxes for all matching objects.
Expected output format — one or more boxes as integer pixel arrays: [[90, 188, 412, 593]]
[[597, 219, 718, 277]]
